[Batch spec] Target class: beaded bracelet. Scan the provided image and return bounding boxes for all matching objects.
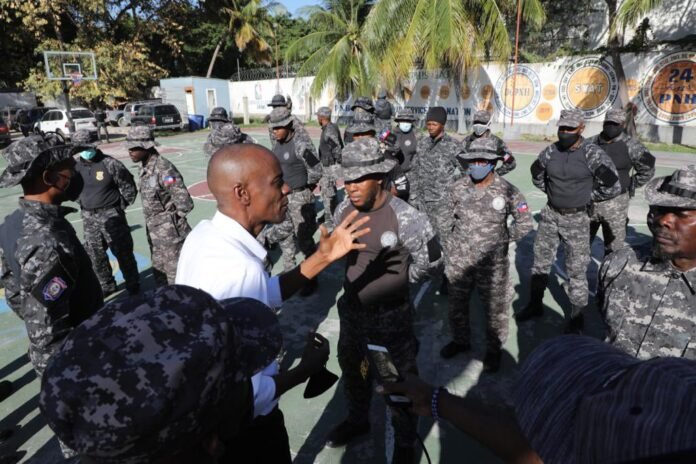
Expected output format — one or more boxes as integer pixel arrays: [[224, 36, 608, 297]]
[[431, 386, 447, 421]]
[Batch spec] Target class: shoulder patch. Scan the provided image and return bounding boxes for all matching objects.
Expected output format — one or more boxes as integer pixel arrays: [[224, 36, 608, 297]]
[[163, 175, 176, 186], [427, 237, 442, 263], [303, 148, 320, 167], [31, 259, 75, 308], [517, 202, 529, 213]]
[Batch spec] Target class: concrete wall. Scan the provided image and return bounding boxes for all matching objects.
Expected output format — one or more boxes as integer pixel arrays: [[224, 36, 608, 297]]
[[160, 77, 232, 123]]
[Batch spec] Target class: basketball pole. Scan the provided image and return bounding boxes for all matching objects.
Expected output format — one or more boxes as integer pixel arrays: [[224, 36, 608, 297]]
[[62, 81, 75, 135]]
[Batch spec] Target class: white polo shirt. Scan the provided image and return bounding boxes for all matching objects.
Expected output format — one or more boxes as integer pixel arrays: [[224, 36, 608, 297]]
[[176, 210, 283, 417]]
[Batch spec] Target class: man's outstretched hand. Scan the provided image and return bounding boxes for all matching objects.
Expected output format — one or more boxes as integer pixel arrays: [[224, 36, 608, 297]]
[[317, 210, 370, 263]]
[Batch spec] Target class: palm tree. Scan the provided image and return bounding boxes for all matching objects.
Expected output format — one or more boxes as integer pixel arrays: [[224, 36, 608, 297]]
[[364, 0, 545, 131], [605, 0, 664, 135], [206, 0, 277, 78], [285, 0, 376, 100]]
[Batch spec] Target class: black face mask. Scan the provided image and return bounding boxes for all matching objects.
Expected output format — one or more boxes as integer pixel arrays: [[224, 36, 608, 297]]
[[557, 131, 579, 150], [63, 173, 84, 202], [602, 123, 623, 140]]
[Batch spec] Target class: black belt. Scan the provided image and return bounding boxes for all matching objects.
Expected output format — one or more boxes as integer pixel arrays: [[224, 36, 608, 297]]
[[549, 204, 587, 215], [83, 204, 121, 213]]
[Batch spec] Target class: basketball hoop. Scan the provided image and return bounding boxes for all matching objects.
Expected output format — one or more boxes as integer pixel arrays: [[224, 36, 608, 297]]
[[70, 71, 83, 88]]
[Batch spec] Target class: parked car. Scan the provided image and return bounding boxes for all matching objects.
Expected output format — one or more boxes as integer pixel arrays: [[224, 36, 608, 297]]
[[17, 107, 56, 136], [0, 106, 22, 131], [35, 108, 97, 140], [120, 99, 162, 127], [130, 104, 182, 131], [0, 115, 11, 147], [106, 103, 127, 127]]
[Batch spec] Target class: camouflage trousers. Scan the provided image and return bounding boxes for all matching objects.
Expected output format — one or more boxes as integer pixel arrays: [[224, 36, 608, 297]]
[[531, 205, 591, 308], [319, 164, 341, 231], [336, 296, 419, 447], [82, 206, 139, 293], [590, 192, 630, 255], [265, 188, 317, 271], [146, 212, 191, 286], [422, 200, 451, 247], [445, 254, 512, 352]]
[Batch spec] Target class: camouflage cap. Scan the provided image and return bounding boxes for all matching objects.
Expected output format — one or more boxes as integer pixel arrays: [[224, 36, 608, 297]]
[[40, 285, 283, 464], [394, 108, 416, 122], [557, 108, 585, 128], [345, 112, 376, 134], [457, 137, 500, 161], [351, 96, 375, 113], [516, 336, 696, 463], [268, 107, 293, 128], [0, 136, 72, 188], [342, 138, 397, 182], [644, 165, 696, 210], [267, 94, 287, 107], [125, 125, 159, 150], [472, 109, 492, 124], [377, 89, 387, 99], [71, 129, 95, 148], [316, 106, 332, 118], [604, 108, 626, 124], [209, 106, 229, 122]]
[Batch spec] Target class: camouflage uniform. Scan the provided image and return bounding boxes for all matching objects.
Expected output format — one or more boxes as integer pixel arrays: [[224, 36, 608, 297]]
[[587, 109, 656, 254], [528, 110, 621, 317], [266, 108, 322, 270], [332, 139, 442, 452], [126, 127, 194, 286], [412, 132, 461, 242], [40, 285, 283, 464], [597, 166, 696, 360], [203, 122, 254, 157], [374, 91, 394, 133], [442, 139, 533, 357], [463, 110, 516, 176], [73, 130, 139, 294], [343, 97, 375, 144], [317, 107, 344, 231], [265, 94, 312, 145], [0, 137, 104, 378]]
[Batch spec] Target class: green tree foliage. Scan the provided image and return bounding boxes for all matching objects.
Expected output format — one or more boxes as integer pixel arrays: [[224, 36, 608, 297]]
[[286, 0, 376, 100]]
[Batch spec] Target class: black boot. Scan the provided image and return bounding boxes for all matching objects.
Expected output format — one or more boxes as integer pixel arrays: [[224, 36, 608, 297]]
[[565, 305, 585, 334], [515, 274, 548, 322], [325, 420, 370, 448]]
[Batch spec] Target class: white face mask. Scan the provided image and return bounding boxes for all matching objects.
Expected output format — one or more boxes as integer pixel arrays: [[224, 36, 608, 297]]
[[473, 123, 489, 136], [398, 122, 413, 133]]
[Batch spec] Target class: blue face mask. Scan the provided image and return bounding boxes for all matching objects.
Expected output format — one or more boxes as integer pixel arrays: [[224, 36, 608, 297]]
[[398, 122, 413, 133], [468, 164, 493, 181], [79, 148, 97, 160]]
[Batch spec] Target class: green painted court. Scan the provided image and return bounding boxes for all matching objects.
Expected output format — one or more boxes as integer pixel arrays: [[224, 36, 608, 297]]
[[0, 129, 686, 463]]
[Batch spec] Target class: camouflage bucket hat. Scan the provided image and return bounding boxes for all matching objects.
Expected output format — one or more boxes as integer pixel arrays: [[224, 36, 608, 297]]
[[211, 123, 244, 146], [345, 112, 376, 134], [71, 129, 95, 149], [351, 96, 374, 113], [268, 94, 287, 107], [394, 108, 416, 122], [457, 137, 500, 161], [40, 285, 282, 464], [557, 108, 584, 128], [0, 136, 72, 188], [604, 108, 626, 124], [125, 125, 159, 150], [342, 138, 397, 182], [644, 165, 696, 210], [316, 106, 332, 118], [209, 106, 229, 122], [472, 109, 492, 124], [268, 107, 293, 128]]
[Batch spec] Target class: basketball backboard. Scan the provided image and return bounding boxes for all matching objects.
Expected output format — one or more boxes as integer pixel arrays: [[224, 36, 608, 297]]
[[43, 51, 97, 81]]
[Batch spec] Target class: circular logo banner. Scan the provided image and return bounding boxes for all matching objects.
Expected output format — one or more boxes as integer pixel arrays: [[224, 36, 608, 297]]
[[560, 57, 618, 119], [640, 51, 696, 125], [494, 65, 541, 119]]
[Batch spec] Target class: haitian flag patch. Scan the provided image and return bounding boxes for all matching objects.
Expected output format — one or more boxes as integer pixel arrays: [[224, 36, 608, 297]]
[[517, 202, 529, 213], [163, 175, 176, 186]]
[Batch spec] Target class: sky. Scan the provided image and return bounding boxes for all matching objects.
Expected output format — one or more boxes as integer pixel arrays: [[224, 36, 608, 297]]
[[279, 0, 319, 16]]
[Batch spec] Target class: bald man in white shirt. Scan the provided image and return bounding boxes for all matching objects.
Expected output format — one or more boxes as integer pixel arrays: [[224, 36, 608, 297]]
[[176, 143, 370, 462]]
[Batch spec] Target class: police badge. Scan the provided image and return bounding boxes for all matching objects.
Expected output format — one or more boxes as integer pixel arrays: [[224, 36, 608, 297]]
[[96, 171, 104, 181]]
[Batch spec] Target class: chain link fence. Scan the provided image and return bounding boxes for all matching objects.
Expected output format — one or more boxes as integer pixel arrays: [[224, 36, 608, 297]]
[[231, 63, 304, 81]]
